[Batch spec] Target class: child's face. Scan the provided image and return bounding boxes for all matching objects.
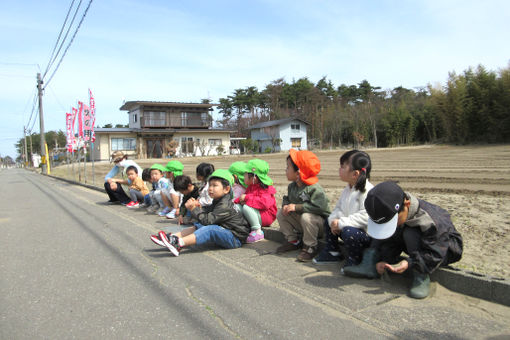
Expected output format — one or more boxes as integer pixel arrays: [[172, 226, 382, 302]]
[[166, 172, 175, 181], [126, 169, 138, 182], [196, 174, 205, 182], [208, 179, 230, 199], [244, 173, 255, 186], [285, 158, 299, 182], [339, 161, 356, 184], [150, 169, 162, 182]]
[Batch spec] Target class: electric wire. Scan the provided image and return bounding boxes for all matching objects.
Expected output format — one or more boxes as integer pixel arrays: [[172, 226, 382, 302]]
[[43, 0, 80, 79], [43, 0, 93, 89]]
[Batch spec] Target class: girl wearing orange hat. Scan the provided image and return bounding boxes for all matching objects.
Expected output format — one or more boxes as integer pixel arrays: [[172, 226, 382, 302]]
[[276, 149, 330, 262]]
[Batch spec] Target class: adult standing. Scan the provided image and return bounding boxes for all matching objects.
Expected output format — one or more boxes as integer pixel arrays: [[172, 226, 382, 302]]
[[104, 151, 142, 204]]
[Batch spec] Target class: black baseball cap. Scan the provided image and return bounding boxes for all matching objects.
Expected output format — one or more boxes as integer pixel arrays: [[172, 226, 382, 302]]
[[365, 181, 405, 239]]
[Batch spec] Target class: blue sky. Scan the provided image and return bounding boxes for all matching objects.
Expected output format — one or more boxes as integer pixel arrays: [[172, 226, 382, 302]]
[[1, 0, 509, 158]]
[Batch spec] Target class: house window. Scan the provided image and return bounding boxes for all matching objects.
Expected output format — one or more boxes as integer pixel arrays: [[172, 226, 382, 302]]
[[208, 138, 222, 146], [112, 138, 136, 151], [133, 113, 137, 123], [291, 123, 300, 131], [144, 111, 166, 126], [180, 137, 194, 154], [181, 112, 187, 126], [291, 138, 302, 148]]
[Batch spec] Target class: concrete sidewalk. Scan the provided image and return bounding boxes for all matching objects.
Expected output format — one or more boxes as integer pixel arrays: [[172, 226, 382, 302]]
[[46, 173, 510, 308]]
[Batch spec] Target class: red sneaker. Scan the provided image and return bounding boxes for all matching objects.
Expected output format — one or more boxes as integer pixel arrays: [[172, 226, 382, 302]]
[[158, 231, 181, 256], [126, 201, 139, 208], [150, 233, 166, 247]]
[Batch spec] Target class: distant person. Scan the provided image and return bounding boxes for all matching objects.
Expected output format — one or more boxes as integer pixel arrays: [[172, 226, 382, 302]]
[[125, 165, 150, 208], [276, 149, 330, 262], [313, 150, 374, 272], [228, 161, 248, 201], [150, 169, 250, 256], [234, 159, 277, 243], [344, 181, 463, 299], [104, 151, 142, 205]]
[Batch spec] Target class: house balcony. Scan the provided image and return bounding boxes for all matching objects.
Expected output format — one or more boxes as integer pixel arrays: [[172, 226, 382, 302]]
[[141, 116, 212, 129]]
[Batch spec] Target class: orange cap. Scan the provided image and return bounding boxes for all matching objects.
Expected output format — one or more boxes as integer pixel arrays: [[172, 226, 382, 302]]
[[289, 149, 321, 185]]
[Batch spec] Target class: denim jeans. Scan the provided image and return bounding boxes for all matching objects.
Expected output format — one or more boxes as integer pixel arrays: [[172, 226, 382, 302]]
[[193, 223, 242, 249]]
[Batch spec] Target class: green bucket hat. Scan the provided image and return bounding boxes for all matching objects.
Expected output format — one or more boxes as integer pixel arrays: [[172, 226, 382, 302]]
[[228, 161, 247, 188], [246, 159, 273, 186], [150, 163, 167, 173], [165, 160, 184, 176], [209, 169, 234, 187]]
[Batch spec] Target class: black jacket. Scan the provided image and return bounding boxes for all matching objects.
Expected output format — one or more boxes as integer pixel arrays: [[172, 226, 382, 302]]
[[402, 194, 463, 273], [179, 184, 200, 217], [190, 194, 250, 242]]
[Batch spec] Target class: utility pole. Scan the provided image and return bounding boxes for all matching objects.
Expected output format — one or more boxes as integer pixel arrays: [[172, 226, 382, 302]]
[[23, 126, 28, 167], [37, 72, 47, 174]]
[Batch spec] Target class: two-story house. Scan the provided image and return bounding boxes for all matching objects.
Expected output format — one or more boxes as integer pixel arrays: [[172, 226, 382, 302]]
[[94, 101, 233, 160], [248, 118, 310, 152]]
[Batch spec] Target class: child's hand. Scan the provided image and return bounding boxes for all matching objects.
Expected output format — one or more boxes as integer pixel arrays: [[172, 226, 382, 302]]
[[384, 260, 408, 274], [239, 194, 246, 204], [185, 198, 196, 210], [376, 261, 388, 275], [330, 220, 341, 235], [110, 181, 117, 190], [282, 204, 296, 215]]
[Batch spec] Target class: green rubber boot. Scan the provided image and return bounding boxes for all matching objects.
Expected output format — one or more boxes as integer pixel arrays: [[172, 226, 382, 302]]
[[343, 248, 379, 279], [409, 270, 430, 299]]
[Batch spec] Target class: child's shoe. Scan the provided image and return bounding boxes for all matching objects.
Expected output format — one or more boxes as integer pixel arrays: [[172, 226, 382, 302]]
[[246, 230, 264, 243], [312, 249, 343, 265], [126, 201, 139, 208], [297, 246, 319, 262], [165, 208, 177, 219], [157, 207, 171, 216], [158, 231, 181, 256], [150, 232, 168, 247]]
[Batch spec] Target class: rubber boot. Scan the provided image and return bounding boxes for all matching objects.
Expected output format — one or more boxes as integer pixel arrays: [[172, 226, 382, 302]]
[[409, 270, 430, 299], [343, 248, 379, 279]]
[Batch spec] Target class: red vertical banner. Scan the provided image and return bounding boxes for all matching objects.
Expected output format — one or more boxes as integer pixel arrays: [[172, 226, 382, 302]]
[[77, 101, 84, 138], [83, 104, 91, 142], [71, 107, 78, 151], [66, 113, 73, 152], [88, 89, 96, 142]]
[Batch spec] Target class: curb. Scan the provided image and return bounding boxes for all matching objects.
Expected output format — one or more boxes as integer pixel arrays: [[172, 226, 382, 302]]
[[43, 172, 510, 307]]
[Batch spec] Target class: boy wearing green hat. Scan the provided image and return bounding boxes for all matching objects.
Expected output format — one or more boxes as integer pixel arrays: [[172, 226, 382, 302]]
[[233, 159, 277, 243], [158, 160, 184, 219], [151, 169, 250, 256], [147, 164, 171, 213]]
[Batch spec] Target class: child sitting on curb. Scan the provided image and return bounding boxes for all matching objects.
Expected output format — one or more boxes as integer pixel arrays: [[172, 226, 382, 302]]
[[159, 160, 184, 219], [173, 175, 200, 225], [150, 169, 250, 256], [228, 161, 248, 201], [234, 159, 277, 243], [276, 149, 330, 262], [125, 165, 150, 208], [147, 164, 170, 213], [196, 162, 215, 207], [313, 150, 374, 270], [344, 181, 463, 299]]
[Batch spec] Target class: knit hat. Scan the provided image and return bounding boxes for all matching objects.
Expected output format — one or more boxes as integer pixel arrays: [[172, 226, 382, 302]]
[[289, 149, 321, 185], [228, 161, 247, 187], [150, 163, 167, 173], [111, 151, 125, 163], [165, 160, 184, 176], [209, 169, 234, 187], [246, 159, 273, 186], [365, 181, 405, 240]]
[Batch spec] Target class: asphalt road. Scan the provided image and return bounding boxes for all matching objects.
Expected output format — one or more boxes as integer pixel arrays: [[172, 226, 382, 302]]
[[1, 168, 510, 339]]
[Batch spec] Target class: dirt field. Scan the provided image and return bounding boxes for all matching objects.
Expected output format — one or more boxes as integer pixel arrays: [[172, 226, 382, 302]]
[[51, 144, 510, 278]]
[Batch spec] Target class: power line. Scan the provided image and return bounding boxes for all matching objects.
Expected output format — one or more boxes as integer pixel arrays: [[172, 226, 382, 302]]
[[43, 0, 80, 79], [43, 0, 93, 89]]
